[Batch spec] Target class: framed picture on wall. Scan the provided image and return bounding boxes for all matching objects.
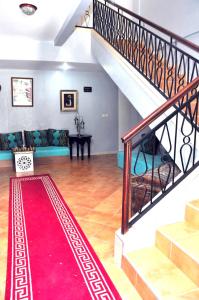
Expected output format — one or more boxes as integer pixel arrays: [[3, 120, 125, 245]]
[[60, 90, 78, 112], [11, 77, 33, 107]]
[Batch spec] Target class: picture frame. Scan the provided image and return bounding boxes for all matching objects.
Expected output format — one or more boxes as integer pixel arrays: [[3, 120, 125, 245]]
[[11, 77, 33, 107], [60, 90, 78, 112]]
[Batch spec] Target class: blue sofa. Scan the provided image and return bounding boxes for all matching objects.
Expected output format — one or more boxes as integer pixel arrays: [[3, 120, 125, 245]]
[[0, 146, 70, 161], [117, 148, 162, 175], [0, 129, 70, 164]]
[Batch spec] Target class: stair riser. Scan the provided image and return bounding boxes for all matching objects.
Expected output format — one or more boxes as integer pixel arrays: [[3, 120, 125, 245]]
[[185, 204, 199, 228], [156, 232, 199, 286], [122, 256, 158, 300]]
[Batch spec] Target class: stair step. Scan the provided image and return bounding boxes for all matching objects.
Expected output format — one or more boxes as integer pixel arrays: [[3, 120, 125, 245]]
[[103, 258, 142, 300], [185, 199, 199, 228], [122, 246, 197, 300], [156, 222, 199, 285]]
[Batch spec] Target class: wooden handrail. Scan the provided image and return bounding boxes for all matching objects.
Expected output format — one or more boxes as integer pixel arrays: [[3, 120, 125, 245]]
[[101, 0, 199, 52], [122, 77, 199, 144]]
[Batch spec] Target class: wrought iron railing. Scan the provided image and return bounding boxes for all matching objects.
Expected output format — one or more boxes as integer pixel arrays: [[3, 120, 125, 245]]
[[93, 0, 199, 99], [121, 78, 199, 234], [92, 0, 199, 233]]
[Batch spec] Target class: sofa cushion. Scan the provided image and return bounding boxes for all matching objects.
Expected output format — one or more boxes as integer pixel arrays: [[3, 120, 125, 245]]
[[34, 146, 70, 158], [0, 132, 23, 150], [48, 129, 69, 146], [24, 130, 48, 147]]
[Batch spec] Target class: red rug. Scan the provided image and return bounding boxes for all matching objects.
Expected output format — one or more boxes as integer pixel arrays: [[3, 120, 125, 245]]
[[5, 174, 121, 300]]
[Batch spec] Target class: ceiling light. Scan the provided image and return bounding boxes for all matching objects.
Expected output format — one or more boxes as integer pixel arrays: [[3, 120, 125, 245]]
[[19, 3, 37, 16], [61, 63, 71, 71]]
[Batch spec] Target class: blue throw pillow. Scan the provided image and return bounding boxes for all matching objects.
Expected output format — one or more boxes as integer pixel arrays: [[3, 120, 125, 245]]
[[24, 130, 49, 147], [48, 129, 69, 146], [0, 132, 23, 150]]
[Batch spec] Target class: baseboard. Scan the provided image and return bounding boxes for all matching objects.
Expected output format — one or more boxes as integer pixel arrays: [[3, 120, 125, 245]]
[[91, 151, 117, 156]]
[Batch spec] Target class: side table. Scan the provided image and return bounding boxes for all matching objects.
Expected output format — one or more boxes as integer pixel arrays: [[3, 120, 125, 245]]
[[69, 134, 92, 160]]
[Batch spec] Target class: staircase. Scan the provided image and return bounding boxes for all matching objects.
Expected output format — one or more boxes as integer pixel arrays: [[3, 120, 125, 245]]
[[122, 199, 199, 299], [91, 1, 199, 298]]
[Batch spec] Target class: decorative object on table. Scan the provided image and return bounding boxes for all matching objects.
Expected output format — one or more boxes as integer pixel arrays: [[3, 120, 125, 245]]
[[74, 113, 85, 136], [60, 90, 78, 112], [6, 175, 121, 299], [11, 77, 33, 107]]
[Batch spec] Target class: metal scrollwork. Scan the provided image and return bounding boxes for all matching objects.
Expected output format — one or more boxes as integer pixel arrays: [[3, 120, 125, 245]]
[[93, 0, 199, 101]]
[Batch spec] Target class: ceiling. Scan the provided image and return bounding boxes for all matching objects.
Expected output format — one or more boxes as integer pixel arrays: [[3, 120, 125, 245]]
[[0, 0, 79, 42], [0, 0, 99, 70]]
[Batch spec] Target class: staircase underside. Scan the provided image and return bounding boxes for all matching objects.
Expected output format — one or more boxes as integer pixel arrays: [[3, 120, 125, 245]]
[[91, 30, 166, 120]]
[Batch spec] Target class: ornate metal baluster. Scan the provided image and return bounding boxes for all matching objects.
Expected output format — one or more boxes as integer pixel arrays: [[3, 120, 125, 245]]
[[106, 5, 110, 41], [112, 10, 117, 48], [190, 62, 199, 96], [120, 16, 126, 57], [98, 2, 103, 34], [159, 123, 172, 154], [156, 39, 164, 90], [180, 91, 198, 172], [93, 0, 199, 103], [140, 27, 147, 74], [115, 12, 121, 51], [147, 34, 155, 81], [131, 144, 150, 215], [132, 23, 139, 67], [192, 93, 199, 165], [177, 54, 186, 94], [166, 46, 175, 98], [127, 20, 133, 63]]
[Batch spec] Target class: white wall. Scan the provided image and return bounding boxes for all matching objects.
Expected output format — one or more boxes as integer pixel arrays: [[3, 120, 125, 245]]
[[115, 0, 199, 38], [118, 0, 140, 13], [140, 0, 199, 37], [0, 69, 118, 155], [0, 28, 96, 66], [118, 90, 146, 151], [115, 0, 133, 11]]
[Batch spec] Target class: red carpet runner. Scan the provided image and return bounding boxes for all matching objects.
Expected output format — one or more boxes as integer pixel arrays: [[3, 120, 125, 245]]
[[5, 174, 121, 300]]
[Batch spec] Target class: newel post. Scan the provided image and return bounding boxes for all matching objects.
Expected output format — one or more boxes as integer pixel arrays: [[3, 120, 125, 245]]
[[121, 140, 132, 234]]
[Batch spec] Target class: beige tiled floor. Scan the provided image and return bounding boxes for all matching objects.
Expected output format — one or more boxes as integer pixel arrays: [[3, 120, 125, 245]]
[[0, 155, 141, 300]]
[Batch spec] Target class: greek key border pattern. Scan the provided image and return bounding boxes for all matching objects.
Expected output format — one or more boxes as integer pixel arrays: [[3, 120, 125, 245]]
[[11, 179, 33, 300], [13, 175, 119, 300], [41, 176, 117, 300]]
